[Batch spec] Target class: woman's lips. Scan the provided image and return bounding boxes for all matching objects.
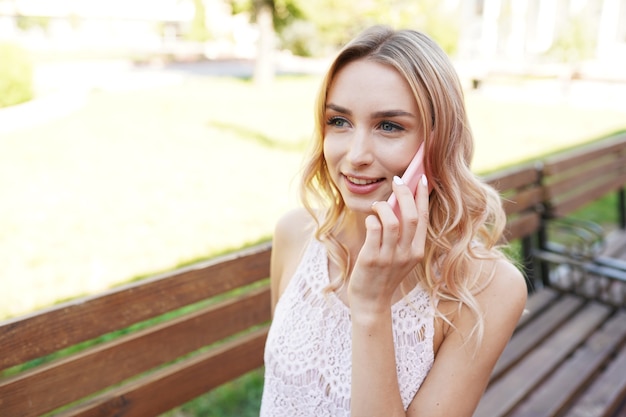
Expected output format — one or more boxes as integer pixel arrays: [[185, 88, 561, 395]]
[[343, 174, 385, 195]]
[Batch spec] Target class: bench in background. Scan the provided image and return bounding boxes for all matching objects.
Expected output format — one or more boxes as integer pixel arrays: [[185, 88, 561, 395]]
[[477, 131, 626, 417], [0, 243, 271, 417], [534, 131, 626, 305]]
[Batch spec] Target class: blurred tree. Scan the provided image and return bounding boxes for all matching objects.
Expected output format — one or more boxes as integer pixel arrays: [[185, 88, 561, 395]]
[[549, 14, 596, 67], [228, 0, 459, 83], [292, 0, 459, 55], [228, 0, 304, 86], [15, 14, 49, 33], [0, 42, 34, 108], [189, 0, 211, 42]]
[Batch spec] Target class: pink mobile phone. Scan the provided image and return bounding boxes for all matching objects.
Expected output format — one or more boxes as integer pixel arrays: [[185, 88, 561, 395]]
[[387, 142, 426, 217]]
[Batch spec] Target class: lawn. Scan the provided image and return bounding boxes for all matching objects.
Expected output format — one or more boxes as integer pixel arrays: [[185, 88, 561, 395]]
[[1, 72, 625, 320]]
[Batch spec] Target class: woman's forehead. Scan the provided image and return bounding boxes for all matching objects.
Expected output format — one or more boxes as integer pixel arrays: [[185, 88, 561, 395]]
[[326, 60, 418, 115]]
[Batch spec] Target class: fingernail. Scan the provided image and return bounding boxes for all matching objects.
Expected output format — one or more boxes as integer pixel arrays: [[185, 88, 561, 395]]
[[393, 175, 404, 185], [371, 200, 379, 208], [421, 175, 428, 186]]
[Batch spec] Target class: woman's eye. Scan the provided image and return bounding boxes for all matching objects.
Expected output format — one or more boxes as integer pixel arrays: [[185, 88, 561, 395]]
[[327, 117, 348, 128], [380, 121, 402, 132]]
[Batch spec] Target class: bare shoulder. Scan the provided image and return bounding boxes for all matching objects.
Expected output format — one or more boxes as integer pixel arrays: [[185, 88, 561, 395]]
[[464, 257, 528, 354], [476, 257, 527, 315], [273, 207, 316, 245], [270, 208, 317, 310], [437, 257, 527, 321]]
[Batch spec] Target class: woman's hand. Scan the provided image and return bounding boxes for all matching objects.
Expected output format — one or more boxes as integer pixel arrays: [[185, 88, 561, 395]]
[[348, 174, 430, 315]]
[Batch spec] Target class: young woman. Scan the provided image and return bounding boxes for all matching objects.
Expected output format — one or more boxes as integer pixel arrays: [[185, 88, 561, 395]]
[[260, 25, 527, 417]]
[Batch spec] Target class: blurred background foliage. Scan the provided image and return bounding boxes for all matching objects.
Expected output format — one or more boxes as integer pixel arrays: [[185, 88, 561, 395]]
[[0, 42, 33, 107], [226, 0, 460, 56]]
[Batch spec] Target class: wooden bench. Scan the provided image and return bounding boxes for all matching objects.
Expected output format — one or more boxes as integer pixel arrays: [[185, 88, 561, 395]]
[[1, 132, 625, 417], [0, 243, 272, 417], [483, 162, 543, 286], [476, 288, 626, 417], [533, 131, 626, 304], [476, 132, 626, 417]]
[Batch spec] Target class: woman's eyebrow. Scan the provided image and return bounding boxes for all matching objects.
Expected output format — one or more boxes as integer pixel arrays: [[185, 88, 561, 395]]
[[372, 110, 416, 119], [326, 104, 415, 119], [326, 103, 351, 115]]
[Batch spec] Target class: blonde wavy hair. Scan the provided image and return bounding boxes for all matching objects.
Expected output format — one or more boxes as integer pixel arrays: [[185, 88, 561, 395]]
[[299, 26, 508, 343]]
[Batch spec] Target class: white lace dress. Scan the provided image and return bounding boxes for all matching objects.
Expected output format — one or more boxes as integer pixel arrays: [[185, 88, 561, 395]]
[[260, 238, 435, 417]]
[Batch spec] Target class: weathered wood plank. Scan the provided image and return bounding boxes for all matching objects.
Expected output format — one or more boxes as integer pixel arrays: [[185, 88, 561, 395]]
[[507, 310, 626, 417], [505, 212, 541, 242], [484, 165, 541, 192], [0, 286, 270, 417], [542, 133, 626, 176], [0, 242, 272, 371], [566, 316, 626, 417], [550, 173, 626, 217], [475, 302, 612, 417], [490, 294, 584, 381], [58, 327, 269, 417], [515, 287, 560, 329]]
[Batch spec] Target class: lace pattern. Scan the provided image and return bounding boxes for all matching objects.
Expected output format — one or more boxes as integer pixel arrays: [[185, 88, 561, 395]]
[[260, 238, 435, 416]]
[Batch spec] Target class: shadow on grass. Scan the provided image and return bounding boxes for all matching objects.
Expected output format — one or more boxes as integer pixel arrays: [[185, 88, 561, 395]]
[[208, 120, 307, 152]]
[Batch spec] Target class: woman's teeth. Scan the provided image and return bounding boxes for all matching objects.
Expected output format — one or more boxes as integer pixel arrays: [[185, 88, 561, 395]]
[[347, 176, 379, 185]]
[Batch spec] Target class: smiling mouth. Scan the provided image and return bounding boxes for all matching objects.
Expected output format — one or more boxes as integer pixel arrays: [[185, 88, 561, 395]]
[[346, 176, 383, 185]]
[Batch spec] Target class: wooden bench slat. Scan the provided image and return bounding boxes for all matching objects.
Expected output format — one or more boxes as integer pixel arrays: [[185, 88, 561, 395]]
[[543, 155, 625, 198], [544, 166, 625, 217], [507, 310, 626, 417], [550, 173, 626, 218], [485, 165, 541, 191], [491, 293, 584, 380], [501, 186, 543, 216], [0, 242, 272, 371], [475, 301, 612, 417], [0, 286, 270, 417], [515, 287, 560, 328], [542, 134, 626, 175], [57, 326, 269, 417], [567, 318, 626, 417], [505, 212, 541, 242]]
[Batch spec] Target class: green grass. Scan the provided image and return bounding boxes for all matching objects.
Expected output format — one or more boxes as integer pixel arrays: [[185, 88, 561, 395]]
[[161, 369, 265, 417], [0, 75, 318, 318], [1, 72, 625, 416]]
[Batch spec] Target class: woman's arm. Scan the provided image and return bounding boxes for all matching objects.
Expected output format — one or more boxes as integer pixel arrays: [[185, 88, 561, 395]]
[[269, 208, 314, 314], [349, 175, 527, 417], [408, 259, 527, 416], [349, 176, 430, 417]]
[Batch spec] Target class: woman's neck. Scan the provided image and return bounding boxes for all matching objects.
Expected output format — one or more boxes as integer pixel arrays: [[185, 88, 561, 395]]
[[335, 210, 369, 255]]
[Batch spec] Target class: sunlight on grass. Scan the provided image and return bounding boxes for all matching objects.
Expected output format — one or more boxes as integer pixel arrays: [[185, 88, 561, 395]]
[[1, 74, 625, 318], [467, 93, 626, 172]]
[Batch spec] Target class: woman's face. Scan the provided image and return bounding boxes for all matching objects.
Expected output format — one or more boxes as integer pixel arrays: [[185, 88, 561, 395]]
[[323, 59, 423, 214]]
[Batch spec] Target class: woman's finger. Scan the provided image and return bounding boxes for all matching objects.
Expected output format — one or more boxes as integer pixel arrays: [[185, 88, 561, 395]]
[[370, 200, 401, 259], [412, 174, 429, 256], [356, 213, 385, 269], [392, 175, 420, 248]]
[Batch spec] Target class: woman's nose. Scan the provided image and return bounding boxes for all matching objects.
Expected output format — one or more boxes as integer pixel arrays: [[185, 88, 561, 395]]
[[346, 128, 374, 166]]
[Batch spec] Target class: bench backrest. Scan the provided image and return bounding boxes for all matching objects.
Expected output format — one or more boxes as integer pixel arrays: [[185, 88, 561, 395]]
[[541, 132, 626, 218], [483, 163, 544, 285], [0, 242, 272, 417], [484, 164, 543, 243]]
